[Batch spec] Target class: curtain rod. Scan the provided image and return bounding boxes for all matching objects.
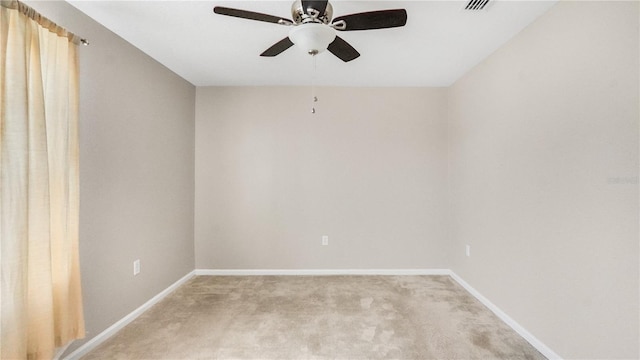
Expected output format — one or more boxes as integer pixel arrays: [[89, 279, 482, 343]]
[[3, 0, 90, 45]]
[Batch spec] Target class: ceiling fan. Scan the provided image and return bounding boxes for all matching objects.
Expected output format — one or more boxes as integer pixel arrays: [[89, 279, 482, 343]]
[[213, 0, 407, 62]]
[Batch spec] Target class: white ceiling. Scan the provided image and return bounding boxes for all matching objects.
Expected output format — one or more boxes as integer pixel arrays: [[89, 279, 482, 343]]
[[67, 0, 557, 87]]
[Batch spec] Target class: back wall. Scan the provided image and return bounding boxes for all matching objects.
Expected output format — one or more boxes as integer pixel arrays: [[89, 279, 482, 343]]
[[195, 87, 449, 270]]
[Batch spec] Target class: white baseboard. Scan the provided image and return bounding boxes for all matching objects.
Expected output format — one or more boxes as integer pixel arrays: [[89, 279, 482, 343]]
[[63, 271, 196, 360], [194, 268, 451, 276], [448, 271, 561, 360], [64, 268, 559, 360]]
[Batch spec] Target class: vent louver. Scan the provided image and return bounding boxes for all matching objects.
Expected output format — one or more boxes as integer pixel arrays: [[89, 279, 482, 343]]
[[465, 0, 490, 11]]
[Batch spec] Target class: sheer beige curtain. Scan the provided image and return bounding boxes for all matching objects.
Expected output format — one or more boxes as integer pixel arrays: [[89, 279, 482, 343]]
[[1, 1, 85, 358]]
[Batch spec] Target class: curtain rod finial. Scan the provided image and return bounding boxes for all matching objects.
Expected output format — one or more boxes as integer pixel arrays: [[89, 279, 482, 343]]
[[80, 38, 89, 46]]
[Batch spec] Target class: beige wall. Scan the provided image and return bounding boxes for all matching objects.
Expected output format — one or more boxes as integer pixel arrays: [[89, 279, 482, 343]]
[[14, 1, 639, 358], [448, 1, 639, 358], [195, 87, 449, 269], [22, 1, 196, 355]]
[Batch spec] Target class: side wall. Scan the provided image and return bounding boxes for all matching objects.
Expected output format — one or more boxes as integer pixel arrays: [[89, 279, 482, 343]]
[[195, 87, 449, 270], [448, 1, 639, 358], [23, 1, 197, 354]]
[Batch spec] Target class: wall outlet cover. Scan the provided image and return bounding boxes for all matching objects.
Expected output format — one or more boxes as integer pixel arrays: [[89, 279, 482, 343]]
[[133, 259, 141, 275]]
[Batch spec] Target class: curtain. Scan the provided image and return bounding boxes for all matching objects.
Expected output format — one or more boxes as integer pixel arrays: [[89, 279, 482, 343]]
[[0, 1, 85, 359]]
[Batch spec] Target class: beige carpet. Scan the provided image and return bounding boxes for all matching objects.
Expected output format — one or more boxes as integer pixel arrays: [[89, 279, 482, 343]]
[[82, 275, 545, 359]]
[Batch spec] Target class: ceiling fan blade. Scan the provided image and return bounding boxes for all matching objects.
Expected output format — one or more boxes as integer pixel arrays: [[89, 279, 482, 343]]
[[332, 9, 407, 31], [301, 0, 328, 16], [260, 38, 294, 57], [327, 36, 360, 62], [213, 6, 293, 25]]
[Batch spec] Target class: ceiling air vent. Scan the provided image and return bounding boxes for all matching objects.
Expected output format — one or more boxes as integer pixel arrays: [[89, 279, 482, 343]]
[[464, 0, 490, 11]]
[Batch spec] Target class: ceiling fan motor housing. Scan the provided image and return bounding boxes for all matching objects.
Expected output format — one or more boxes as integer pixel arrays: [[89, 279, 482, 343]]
[[291, 0, 333, 24]]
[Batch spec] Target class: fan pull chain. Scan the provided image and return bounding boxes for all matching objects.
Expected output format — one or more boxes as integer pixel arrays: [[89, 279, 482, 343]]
[[311, 54, 318, 114]]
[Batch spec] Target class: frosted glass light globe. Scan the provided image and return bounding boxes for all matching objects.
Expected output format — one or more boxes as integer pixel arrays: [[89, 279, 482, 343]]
[[289, 23, 336, 55]]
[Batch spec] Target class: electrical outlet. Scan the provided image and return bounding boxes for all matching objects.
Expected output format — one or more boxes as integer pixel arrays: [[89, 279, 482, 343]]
[[465, 245, 471, 257], [322, 235, 329, 246], [133, 259, 141, 275]]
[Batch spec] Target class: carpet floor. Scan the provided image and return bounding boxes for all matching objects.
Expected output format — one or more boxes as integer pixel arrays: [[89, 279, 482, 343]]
[[82, 275, 545, 359]]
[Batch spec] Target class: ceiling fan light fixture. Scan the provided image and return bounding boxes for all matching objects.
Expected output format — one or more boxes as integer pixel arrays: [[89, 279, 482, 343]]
[[214, 1, 407, 62], [289, 23, 336, 55]]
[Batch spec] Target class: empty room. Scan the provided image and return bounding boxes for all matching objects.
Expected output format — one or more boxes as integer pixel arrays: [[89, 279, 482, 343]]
[[2, 0, 638, 359]]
